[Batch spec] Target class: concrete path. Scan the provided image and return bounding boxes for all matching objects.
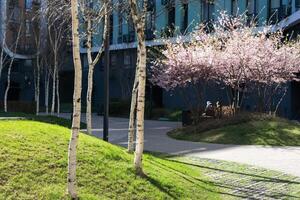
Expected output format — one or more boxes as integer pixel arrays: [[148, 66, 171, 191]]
[[60, 113, 300, 177]]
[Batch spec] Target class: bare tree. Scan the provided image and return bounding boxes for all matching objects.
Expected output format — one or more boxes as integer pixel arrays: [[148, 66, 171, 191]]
[[79, 0, 109, 134], [43, 55, 51, 114], [48, 23, 65, 115], [32, 10, 45, 115], [43, 0, 71, 116], [4, 21, 23, 112]]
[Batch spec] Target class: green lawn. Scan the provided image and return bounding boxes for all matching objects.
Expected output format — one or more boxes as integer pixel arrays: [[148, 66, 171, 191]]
[[0, 119, 220, 199], [168, 116, 300, 146], [0, 112, 86, 129]]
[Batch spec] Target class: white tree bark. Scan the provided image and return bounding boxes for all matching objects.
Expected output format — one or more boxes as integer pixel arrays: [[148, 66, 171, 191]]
[[128, 0, 147, 175], [128, 46, 140, 152], [45, 69, 50, 114], [4, 24, 22, 112], [85, 4, 108, 135], [0, 35, 6, 82], [48, 18, 64, 116], [68, 0, 82, 198], [86, 19, 94, 135], [4, 59, 13, 112], [134, 35, 146, 175], [56, 69, 60, 116], [36, 60, 40, 115], [51, 64, 57, 115]]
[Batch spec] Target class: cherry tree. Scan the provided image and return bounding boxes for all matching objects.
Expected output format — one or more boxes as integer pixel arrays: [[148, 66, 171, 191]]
[[151, 12, 300, 117]]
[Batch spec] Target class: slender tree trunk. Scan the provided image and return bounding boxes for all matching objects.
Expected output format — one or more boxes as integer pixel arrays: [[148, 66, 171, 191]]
[[86, 62, 94, 134], [85, 4, 108, 134], [4, 59, 13, 112], [68, 0, 82, 198], [0, 55, 3, 82], [86, 20, 94, 135], [36, 66, 41, 115], [134, 32, 147, 175], [0, 67, 2, 83], [273, 86, 288, 116], [51, 65, 57, 115], [0, 34, 6, 84], [128, 0, 147, 175], [45, 71, 50, 114], [128, 46, 140, 152], [4, 24, 22, 112], [56, 70, 60, 116], [36, 61, 40, 115]]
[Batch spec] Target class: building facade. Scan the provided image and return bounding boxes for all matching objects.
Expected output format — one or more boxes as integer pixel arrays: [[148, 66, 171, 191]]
[[1, 0, 300, 118], [0, 0, 42, 104], [78, 0, 300, 119]]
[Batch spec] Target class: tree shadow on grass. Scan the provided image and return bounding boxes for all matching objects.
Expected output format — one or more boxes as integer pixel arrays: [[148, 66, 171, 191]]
[[147, 157, 300, 199], [143, 174, 179, 200], [146, 159, 250, 199]]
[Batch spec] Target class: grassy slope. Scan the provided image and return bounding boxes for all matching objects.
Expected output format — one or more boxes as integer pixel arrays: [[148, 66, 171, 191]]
[[0, 120, 220, 200], [169, 116, 300, 146], [0, 112, 86, 128]]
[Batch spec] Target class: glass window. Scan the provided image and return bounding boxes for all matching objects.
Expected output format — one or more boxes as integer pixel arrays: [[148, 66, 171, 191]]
[[247, 0, 258, 15], [202, 0, 214, 22], [181, 2, 188, 33], [25, 0, 32, 9], [296, 0, 300, 10], [269, 0, 281, 23], [26, 20, 31, 37], [232, 0, 238, 15], [124, 51, 131, 66]]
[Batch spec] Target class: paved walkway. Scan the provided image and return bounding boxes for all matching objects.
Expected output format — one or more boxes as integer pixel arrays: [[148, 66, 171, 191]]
[[60, 113, 300, 177]]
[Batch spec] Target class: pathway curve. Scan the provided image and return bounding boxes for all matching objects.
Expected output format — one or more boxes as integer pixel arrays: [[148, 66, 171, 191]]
[[60, 113, 300, 177]]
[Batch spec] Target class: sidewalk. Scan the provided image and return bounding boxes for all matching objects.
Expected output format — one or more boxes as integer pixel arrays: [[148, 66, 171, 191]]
[[59, 113, 300, 177]]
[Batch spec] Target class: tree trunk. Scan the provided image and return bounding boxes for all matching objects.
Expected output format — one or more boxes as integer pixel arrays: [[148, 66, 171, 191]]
[[86, 62, 94, 134], [0, 34, 6, 86], [86, 19, 94, 135], [68, 0, 82, 198], [51, 65, 57, 115], [4, 24, 22, 112], [56, 70, 60, 116], [85, 4, 108, 134], [36, 61, 40, 115], [128, 45, 140, 152], [4, 60, 13, 112], [134, 33, 147, 175], [128, 0, 147, 175], [45, 71, 50, 114]]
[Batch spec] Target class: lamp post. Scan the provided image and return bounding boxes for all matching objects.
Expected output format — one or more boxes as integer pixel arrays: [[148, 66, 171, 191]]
[[103, 4, 110, 142]]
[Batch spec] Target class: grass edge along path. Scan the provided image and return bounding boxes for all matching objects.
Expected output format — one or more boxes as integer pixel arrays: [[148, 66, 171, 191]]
[[168, 115, 300, 146]]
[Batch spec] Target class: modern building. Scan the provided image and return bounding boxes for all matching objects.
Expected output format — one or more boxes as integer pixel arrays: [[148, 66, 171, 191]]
[[1, 0, 300, 118], [77, 0, 300, 118], [0, 0, 42, 103]]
